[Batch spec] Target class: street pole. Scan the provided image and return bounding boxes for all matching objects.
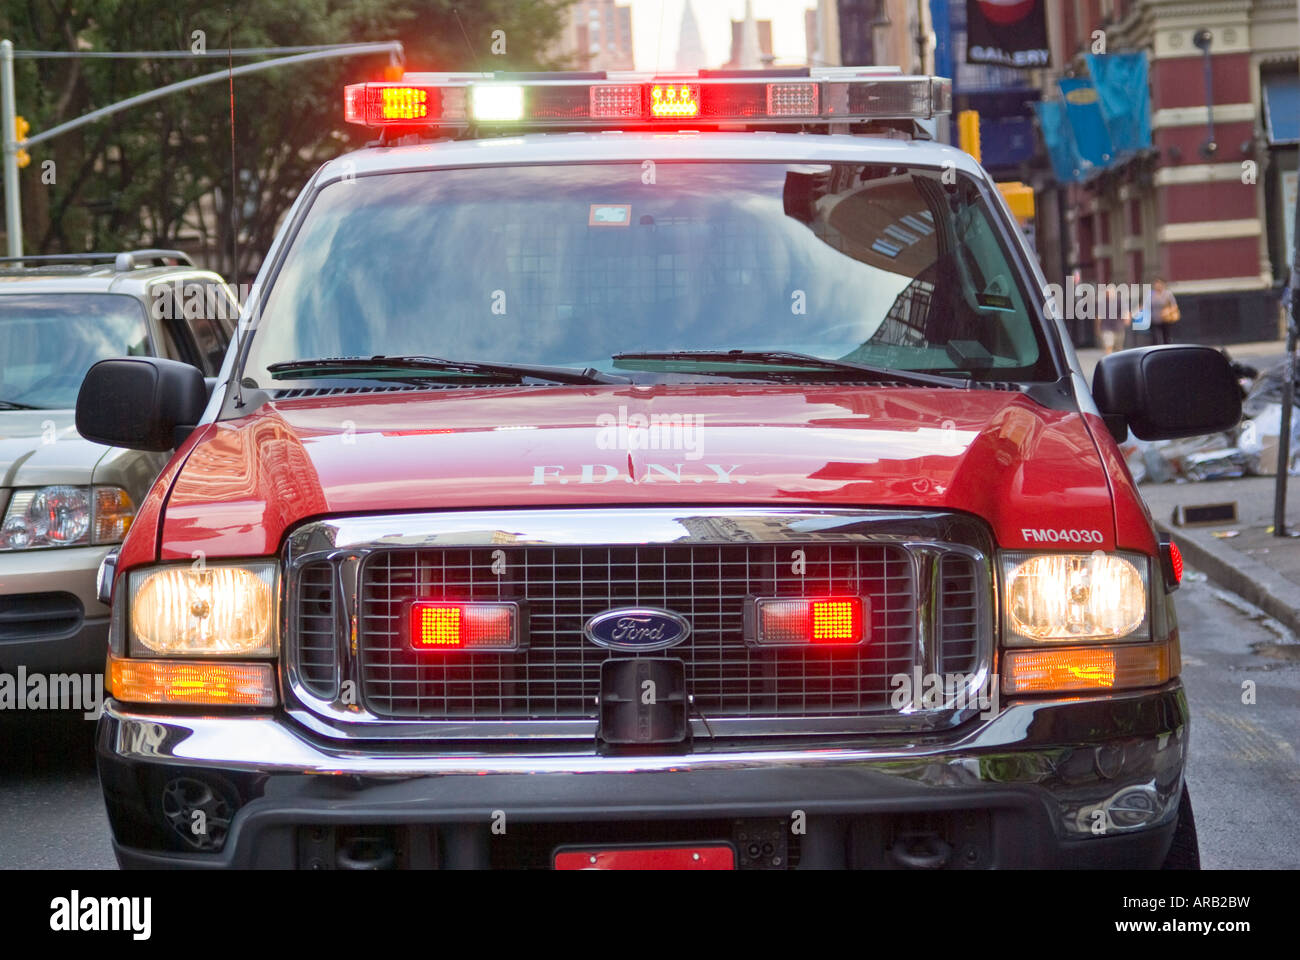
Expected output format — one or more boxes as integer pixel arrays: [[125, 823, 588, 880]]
[[1275, 279, 1296, 537], [2, 40, 21, 259], [1273, 7, 1300, 535], [0, 40, 402, 259]]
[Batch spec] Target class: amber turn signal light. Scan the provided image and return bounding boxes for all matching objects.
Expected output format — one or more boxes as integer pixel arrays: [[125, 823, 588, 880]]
[[1002, 643, 1171, 695], [108, 655, 277, 706]]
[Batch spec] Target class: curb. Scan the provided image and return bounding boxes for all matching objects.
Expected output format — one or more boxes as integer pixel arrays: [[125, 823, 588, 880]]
[[1156, 518, 1300, 638]]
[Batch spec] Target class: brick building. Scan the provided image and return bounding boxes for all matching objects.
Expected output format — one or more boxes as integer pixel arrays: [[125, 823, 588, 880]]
[[555, 0, 635, 73], [1038, 0, 1298, 345]]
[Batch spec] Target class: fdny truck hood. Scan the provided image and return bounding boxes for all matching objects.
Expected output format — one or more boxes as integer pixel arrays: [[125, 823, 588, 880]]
[[156, 383, 1135, 558]]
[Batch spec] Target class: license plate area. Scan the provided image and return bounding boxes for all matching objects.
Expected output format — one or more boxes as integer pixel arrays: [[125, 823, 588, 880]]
[[554, 843, 735, 870]]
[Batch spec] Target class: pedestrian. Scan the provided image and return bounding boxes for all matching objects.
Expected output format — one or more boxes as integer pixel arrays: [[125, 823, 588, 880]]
[[1099, 304, 1128, 355], [1149, 277, 1180, 345]]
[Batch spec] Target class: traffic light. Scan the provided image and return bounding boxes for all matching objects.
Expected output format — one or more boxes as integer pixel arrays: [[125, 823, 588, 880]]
[[14, 115, 29, 169], [957, 109, 980, 164]]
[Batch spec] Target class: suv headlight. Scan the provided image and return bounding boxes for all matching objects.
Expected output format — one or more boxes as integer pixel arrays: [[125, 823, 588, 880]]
[[1001, 551, 1148, 645], [128, 562, 278, 657], [999, 551, 1173, 696], [0, 484, 136, 550]]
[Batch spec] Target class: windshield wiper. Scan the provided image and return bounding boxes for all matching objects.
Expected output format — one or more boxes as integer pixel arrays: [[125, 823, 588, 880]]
[[266, 355, 627, 386], [0, 400, 41, 410], [611, 350, 971, 389]]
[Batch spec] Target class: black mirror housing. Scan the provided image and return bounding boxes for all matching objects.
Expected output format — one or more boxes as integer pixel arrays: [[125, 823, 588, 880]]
[[76, 357, 209, 452], [1093, 345, 1241, 441]]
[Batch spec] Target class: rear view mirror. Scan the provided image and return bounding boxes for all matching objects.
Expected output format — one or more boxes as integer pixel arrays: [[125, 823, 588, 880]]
[[76, 357, 208, 451], [1093, 345, 1241, 441]]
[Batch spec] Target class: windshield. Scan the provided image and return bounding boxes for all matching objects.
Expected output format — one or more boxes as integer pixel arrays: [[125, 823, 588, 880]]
[[244, 161, 1055, 386], [0, 294, 151, 409]]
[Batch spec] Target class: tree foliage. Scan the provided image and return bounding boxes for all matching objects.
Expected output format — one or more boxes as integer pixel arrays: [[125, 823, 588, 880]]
[[1, 0, 574, 280]]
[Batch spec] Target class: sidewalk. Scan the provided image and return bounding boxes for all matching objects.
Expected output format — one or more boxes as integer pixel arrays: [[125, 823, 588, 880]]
[[1141, 475, 1300, 636], [1074, 339, 1285, 383]]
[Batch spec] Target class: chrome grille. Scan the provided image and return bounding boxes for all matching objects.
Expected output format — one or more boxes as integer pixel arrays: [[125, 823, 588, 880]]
[[283, 508, 995, 738], [938, 553, 980, 676], [356, 543, 915, 720], [294, 561, 339, 700]]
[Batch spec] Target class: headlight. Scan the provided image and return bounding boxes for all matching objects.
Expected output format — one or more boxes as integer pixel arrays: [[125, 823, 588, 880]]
[[129, 562, 278, 657], [1002, 552, 1148, 644], [0, 484, 136, 550]]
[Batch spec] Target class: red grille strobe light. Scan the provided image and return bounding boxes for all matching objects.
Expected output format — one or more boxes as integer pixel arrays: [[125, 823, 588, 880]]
[[408, 601, 522, 651], [748, 596, 867, 646]]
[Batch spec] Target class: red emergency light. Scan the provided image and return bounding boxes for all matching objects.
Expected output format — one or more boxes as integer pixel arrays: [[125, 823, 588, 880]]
[[748, 596, 867, 646], [408, 601, 521, 651], [343, 68, 950, 131]]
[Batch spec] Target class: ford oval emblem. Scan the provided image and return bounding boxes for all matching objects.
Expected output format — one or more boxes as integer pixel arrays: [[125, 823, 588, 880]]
[[584, 607, 691, 651]]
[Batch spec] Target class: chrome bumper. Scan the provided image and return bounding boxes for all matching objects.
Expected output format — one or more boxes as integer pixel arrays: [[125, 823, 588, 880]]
[[99, 683, 1189, 866]]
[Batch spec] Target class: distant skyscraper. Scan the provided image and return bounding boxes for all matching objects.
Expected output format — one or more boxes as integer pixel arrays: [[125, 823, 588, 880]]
[[675, 0, 708, 72], [738, 0, 762, 68], [554, 0, 635, 72], [722, 19, 774, 71]]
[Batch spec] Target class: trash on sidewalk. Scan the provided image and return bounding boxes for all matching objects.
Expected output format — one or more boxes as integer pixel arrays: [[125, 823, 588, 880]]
[[1128, 433, 1245, 483], [1237, 401, 1300, 476], [1181, 447, 1252, 481], [1210, 530, 1240, 539], [1241, 358, 1298, 419]]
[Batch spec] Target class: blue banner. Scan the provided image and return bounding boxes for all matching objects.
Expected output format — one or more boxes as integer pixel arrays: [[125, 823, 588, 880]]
[[1057, 76, 1114, 171], [1033, 99, 1083, 184], [1085, 53, 1152, 157]]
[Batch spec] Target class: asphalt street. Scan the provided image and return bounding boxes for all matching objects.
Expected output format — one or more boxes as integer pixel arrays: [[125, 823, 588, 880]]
[[0, 570, 1295, 869]]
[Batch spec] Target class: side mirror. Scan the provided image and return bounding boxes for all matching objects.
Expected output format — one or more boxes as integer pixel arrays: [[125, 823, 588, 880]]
[[1093, 344, 1241, 441], [76, 357, 208, 452]]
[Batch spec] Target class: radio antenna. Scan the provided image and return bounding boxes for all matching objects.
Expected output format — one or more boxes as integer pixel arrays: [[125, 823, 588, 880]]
[[451, 8, 486, 74]]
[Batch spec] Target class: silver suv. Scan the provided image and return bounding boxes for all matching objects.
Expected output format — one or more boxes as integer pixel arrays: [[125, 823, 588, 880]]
[[0, 249, 236, 677]]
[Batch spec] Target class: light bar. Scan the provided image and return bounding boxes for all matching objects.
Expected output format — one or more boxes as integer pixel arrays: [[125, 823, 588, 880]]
[[749, 596, 867, 646], [409, 601, 522, 651], [343, 70, 951, 131]]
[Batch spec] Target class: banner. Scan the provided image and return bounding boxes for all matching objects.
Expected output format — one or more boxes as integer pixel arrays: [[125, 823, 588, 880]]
[[1032, 100, 1083, 184], [1085, 53, 1152, 157], [1058, 76, 1114, 171], [965, 0, 1049, 69]]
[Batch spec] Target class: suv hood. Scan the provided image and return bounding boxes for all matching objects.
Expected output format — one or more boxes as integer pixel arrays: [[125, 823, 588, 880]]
[[0, 410, 107, 486], [158, 384, 1124, 558]]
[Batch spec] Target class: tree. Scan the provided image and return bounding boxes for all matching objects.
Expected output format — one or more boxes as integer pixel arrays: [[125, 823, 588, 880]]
[[1, 0, 575, 281]]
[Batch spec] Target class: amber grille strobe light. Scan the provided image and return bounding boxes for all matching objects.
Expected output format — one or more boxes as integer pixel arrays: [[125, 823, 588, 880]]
[[108, 656, 276, 706], [750, 596, 867, 646], [408, 601, 520, 651]]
